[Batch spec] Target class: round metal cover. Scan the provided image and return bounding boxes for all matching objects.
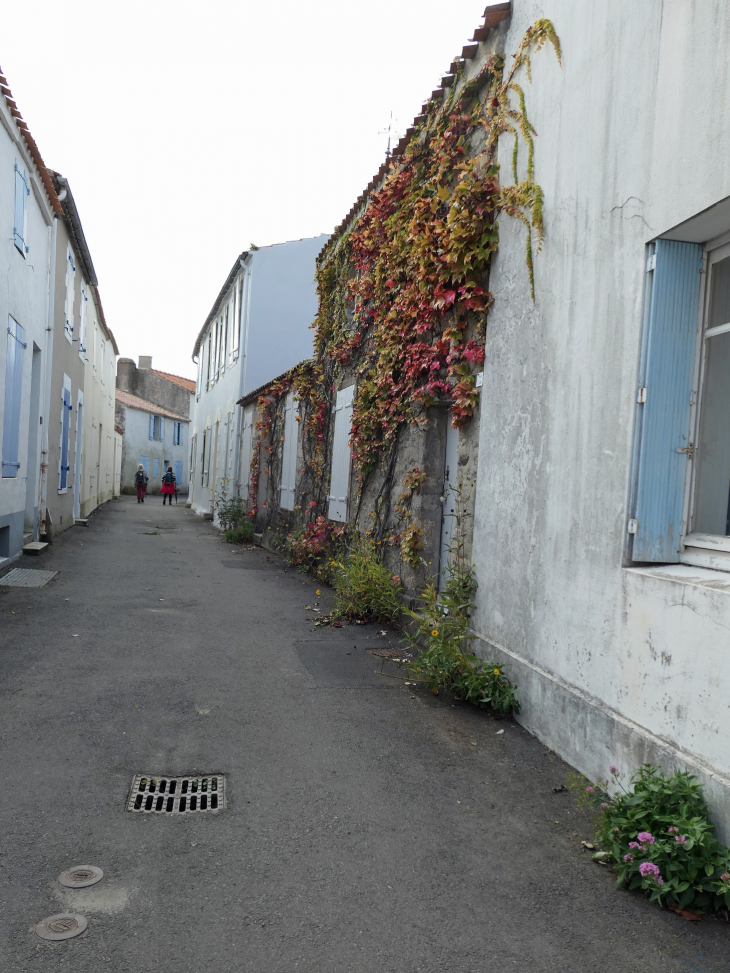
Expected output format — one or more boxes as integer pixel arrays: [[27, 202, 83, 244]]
[[35, 913, 88, 941], [57, 865, 103, 888]]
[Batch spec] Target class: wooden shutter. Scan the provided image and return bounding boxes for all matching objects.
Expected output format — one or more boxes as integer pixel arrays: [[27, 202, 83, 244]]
[[60, 387, 72, 490], [13, 162, 27, 253], [153, 458, 159, 477], [631, 240, 703, 561], [149, 414, 155, 439], [279, 392, 298, 511], [140, 455, 149, 474], [2, 316, 26, 477], [231, 276, 241, 361], [159, 417, 164, 442], [175, 460, 183, 487], [65, 250, 75, 340], [328, 385, 354, 522]]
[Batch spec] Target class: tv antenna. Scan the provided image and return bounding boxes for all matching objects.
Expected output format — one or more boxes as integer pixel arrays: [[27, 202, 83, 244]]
[[379, 111, 398, 158]]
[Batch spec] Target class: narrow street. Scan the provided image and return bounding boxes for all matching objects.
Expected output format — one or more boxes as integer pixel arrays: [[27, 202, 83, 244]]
[[1, 496, 726, 972]]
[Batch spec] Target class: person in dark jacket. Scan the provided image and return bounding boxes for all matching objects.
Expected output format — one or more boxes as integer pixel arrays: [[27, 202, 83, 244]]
[[161, 466, 176, 505], [135, 464, 148, 503]]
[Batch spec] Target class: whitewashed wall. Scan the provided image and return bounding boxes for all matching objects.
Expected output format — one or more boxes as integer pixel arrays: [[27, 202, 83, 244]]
[[471, 0, 730, 837]]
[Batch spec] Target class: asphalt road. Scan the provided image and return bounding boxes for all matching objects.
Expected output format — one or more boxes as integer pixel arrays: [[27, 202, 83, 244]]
[[0, 496, 727, 972]]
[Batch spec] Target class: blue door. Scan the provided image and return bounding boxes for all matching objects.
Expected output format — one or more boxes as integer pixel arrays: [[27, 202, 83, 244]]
[[174, 460, 183, 490], [139, 455, 149, 475]]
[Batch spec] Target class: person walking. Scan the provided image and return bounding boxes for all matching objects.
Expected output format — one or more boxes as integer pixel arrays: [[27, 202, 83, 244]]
[[135, 463, 148, 503], [161, 465, 176, 505]]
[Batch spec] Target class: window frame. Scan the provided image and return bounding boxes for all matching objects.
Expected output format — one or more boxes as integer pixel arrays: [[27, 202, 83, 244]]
[[13, 160, 29, 256], [681, 236, 730, 567], [64, 247, 76, 343]]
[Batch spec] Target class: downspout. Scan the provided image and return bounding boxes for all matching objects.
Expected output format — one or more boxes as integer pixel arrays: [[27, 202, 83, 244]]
[[39, 206, 61, 538], [232, 253, 252, 496]]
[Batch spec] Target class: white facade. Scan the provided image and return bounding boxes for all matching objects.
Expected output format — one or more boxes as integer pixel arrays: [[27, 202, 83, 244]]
[[471, 1, 730, 837], [0, 78, 57, 564], [190, 235, 327, 516]]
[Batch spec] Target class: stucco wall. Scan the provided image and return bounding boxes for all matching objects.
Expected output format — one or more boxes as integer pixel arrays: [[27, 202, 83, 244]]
[[471, 0, 730, 837], [80, 299, 117, 518], [120, 406, 189, 494], [117, 358, 193, 419], [0, 101, 53, 561]]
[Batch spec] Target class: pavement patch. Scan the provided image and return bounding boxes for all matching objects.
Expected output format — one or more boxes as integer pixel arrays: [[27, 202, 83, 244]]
[[295, 640, 402, 688]]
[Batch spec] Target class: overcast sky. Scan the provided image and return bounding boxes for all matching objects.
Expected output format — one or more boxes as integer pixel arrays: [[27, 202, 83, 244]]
[[3, 1, 488, 379]]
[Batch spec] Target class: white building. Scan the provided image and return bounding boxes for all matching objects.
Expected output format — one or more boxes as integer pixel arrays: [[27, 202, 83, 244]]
[[0, 67, 61, 564], [468, 1, 730, 837], [189, 236, 327, 516]]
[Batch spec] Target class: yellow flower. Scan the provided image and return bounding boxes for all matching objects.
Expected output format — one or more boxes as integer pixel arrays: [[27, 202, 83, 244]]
[[431, 629, 439, 636], [316, 589, 320, 595], [493, 668, 500, 675]]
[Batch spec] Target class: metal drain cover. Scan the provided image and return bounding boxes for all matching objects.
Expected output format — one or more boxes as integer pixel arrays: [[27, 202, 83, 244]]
[[0, 568, 57, 588], [58, 865, 103, 888], [35, 913, 87, 941], [126, 774, 226, 814]]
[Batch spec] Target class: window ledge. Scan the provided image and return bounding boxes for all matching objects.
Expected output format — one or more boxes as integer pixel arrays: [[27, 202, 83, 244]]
[[626, 562, 730, 590]]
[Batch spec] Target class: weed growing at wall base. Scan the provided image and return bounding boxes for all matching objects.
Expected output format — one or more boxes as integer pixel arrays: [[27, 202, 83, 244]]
[[573, 765, 730, 914], [330, 539, 403, 626]]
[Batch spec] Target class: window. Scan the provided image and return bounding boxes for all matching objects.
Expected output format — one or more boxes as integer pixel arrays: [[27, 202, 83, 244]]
[[2, 315, 25, 477], [328, 385, 354, 522], [280, 393, 298, 511], [64, 248, 76, 342], [201, 429, 208, 485], [173, 421, 183, 446], [58, 378, 72, 492], [206, 332, 212, 390], [211, 320, 218, 383], [13, 160, 29, 255], [630, 230, 730, 570], [195, 356, 202, 399], [148, 415, 164, 441], [100, 340, 105, 384], [152, 457, 159, 477], [231, 276, 241, 363], [79, 285, 87, 355], [220, 307, 228, 376]]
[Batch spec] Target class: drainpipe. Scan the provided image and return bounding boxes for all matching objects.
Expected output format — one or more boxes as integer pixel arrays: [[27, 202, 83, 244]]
[[39, 208, 61, 539], [232, 253, 252, 497]]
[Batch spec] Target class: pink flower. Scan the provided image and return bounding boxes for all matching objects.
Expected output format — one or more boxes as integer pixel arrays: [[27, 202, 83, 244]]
[[601, 802, 609, 809], [720, 873, 730, 882], [610, 765, 617, 774], [667, 826, 679, 835], [639, 862, 663, 884], [637, 832, 655, 845], [585, 786, 594, 794], [628, 842, 641, 850], [675, 834, 687, 846], [623, 853, 633, 863]]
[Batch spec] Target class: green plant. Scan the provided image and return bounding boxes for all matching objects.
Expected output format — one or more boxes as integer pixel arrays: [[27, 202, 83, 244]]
[[581, 765, 730, 913], [400, 507, 518, 716], [331, 538, 403, 625], [212, 480, 251, 532], [277, 516, 348, 585], [224, 523, 253, 544]]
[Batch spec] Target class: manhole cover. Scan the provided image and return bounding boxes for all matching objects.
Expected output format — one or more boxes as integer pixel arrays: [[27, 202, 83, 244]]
[[126, 774, 226, 814], [35, 913, 87, 941], [0, 568, 57, 588], [58, 865, 103, 888]]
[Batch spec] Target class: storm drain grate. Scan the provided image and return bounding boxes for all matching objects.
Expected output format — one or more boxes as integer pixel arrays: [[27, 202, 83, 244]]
[[126, 774, 226, 814], [0, 568, 57, 588]]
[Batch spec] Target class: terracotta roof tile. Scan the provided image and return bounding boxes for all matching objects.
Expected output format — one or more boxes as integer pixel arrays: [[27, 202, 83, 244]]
[[151, 369, 196, 393]]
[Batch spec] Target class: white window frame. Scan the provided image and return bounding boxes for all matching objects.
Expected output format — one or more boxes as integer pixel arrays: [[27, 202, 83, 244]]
[[681, 235, 730, 571], [79, 284, 87, 356], [14, 160, 29, 256]]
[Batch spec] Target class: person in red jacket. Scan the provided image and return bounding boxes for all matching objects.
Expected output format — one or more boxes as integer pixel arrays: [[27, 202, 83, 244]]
[[161, 466, 176, 505]]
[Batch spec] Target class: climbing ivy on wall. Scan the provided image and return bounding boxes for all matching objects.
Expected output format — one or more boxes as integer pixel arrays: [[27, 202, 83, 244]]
[[252, 21, 560, 557]]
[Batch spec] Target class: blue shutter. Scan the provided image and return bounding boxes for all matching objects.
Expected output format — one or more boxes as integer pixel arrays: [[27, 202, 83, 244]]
[[14, 162, 27, 254], [140, 455, 149, 474], [2, 317, 26, 477], [60, 388, 72, 490], [153, 458, 159, 477], [175, 460, 183, 487], [159, 417, 164, 442], [631, 240, 703, 562], [149, 414, 155, 440]]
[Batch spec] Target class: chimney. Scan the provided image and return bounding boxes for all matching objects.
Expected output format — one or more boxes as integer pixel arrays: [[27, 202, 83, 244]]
[[116, 357, 136, 392], [138, 355, 152, 370]]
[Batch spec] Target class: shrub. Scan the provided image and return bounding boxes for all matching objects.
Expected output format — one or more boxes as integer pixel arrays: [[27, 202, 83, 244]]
[[212, 481, 250, 532], [277, 516, 347, 585], [331, 539, 403, 625], [224, 522, 253, 544], [401, 509, 518, 716], [580, 765, 730, 913]]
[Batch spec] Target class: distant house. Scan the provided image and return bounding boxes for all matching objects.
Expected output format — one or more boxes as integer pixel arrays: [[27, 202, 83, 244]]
[[115, 356, 194, 494], [189, 235, 327, 517], [45, 171, 119, 536]]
